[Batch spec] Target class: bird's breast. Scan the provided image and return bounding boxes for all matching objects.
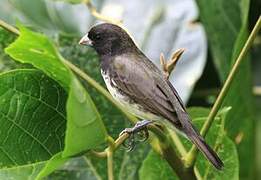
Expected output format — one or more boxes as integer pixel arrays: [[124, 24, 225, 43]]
[[100, 69, 162, 121]]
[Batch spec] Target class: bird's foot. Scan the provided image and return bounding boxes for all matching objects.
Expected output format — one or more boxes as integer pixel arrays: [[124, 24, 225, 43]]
[[119, 120, 152, 151]]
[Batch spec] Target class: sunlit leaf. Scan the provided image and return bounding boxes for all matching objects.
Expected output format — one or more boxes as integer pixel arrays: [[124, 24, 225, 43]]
[[5, 25, 108, 177]]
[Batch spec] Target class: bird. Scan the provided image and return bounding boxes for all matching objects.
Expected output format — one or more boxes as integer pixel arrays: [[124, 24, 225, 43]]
[[79, 23, 224, 170]]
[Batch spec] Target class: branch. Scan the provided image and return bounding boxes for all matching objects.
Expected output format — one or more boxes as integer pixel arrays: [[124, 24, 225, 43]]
[[160, 48, 185, 79], [82, 0, 122, 25], [90, 133, 130, 158], [185, 15, 261, 168], [0, 19, 19, 35], [107, 137, 115, 180]]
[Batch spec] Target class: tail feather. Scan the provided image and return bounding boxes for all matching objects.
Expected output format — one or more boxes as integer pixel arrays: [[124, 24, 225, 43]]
[[187, 130, 224, 170]]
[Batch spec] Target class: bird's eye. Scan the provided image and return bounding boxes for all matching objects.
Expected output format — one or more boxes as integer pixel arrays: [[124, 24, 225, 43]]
[[95, 34, 101, 40]]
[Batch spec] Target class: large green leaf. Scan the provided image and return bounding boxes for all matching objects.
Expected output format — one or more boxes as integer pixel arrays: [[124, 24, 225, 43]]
[[196, 0, 254, 178], [5, 26, 108, 177], [0, 162, 45, 180], [0, 69, 67, 179], [139, 107, 238, 180], [139, 150, 177, 180]]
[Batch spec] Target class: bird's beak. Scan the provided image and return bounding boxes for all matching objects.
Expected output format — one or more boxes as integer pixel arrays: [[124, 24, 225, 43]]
[[79, 34, 93, 46]]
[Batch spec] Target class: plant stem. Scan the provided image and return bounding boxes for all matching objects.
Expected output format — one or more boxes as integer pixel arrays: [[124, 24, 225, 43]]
[[185, 15, 261, 168], [82, 0, 121, 25], [0, 19, 19, 35], [90, 133, 130, 158], [107, 137, 115, 180], [107, 149, 114, 180]]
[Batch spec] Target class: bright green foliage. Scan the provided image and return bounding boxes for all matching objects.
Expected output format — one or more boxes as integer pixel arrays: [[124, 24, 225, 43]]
[[4, 26, 108, 177], [0, 162, 45, 180], [0, 69, 67, 179], [190, 108, 239, 180], [139, 150, 177, 180], [196, 0, 254, 178], [36, 152, 68, 179]]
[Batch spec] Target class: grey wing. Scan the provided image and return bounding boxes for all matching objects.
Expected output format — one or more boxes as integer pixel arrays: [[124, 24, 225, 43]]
[[111, 56, 181, 126]]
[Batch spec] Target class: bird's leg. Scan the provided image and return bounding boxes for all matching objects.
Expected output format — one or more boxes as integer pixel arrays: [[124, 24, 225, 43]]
[[119, 120, 152, 151]]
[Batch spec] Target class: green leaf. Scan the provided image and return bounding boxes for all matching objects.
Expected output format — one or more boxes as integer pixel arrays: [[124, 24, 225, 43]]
[[139, 107, 238, 180], [0, 162, 45, 180], [36, 152, 68, 179], [196, 0, 254, 178], [189, 107, 239, 180], [46, 157, 101, 180], [139, 150, 177, 180], [5, 25, 107, 177], [198, 137, 239, 180], [0, 69, 67, 179], [5, 25, 71, 90]]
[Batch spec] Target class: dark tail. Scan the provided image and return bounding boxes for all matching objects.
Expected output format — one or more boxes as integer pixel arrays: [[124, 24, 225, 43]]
[[186, 128, 224, 170]]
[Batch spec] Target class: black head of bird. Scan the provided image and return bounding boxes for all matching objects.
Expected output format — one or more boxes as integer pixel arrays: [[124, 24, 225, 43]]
[[79, 23, 137, 56]]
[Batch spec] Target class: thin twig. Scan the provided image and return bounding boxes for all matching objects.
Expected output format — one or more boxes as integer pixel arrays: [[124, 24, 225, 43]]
[[160, 49, 185, 79], [0, 19, 19, 35], [90, 133, 130, 158], [185, 15, 261, 168], [82, 0, 122, 25]]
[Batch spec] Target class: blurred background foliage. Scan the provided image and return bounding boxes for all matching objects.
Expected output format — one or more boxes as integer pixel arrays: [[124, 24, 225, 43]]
[[0, 0, 260, 179]]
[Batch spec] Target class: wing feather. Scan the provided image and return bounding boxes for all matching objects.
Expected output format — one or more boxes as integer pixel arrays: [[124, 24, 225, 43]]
[[110, 57, 178, 123]]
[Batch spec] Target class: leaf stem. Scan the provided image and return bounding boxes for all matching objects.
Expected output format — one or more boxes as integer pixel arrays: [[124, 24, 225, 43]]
[[107, 137, 115, 180], [185, 15, 261, 168]]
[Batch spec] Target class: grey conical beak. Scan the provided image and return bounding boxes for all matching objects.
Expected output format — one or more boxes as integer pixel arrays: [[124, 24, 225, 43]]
[[79, 34, 93, 46]]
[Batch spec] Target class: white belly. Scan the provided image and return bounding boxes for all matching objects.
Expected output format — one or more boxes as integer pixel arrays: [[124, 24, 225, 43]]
[[101, 69, 162, 121]]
